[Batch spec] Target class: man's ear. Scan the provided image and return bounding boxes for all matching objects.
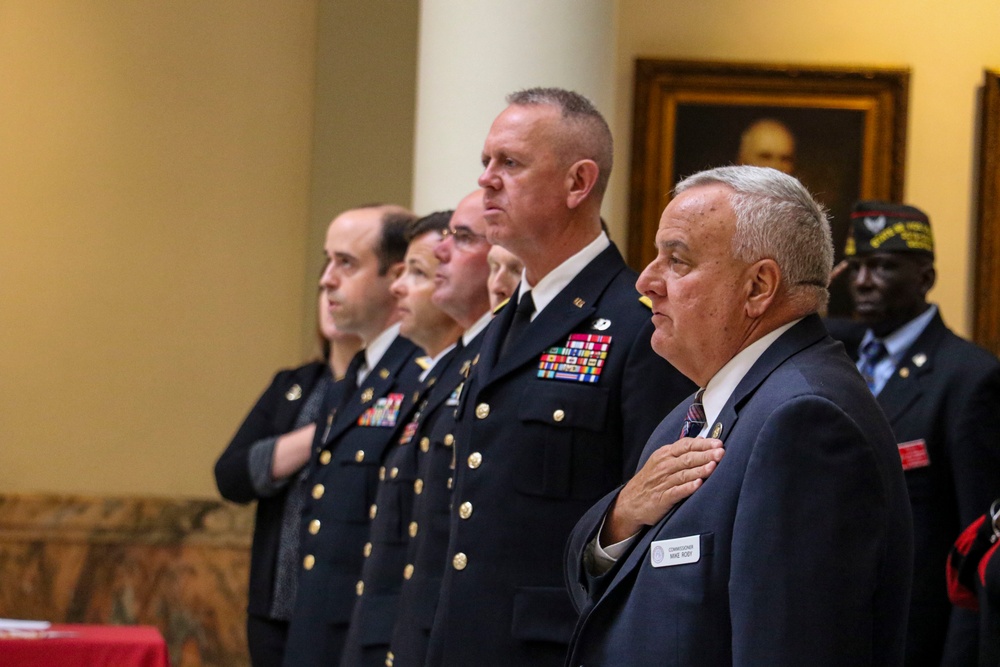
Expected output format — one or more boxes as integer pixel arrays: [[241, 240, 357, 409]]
[[386, 261, 405, 282], [565, 159, 599, 210], [745, 258, 781, 318], [919, 261, 936, 299]]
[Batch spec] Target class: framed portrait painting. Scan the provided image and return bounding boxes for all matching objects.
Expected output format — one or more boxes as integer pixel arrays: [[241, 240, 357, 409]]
[[629, 59, 910, 316], [975, 69, 1000, 356]]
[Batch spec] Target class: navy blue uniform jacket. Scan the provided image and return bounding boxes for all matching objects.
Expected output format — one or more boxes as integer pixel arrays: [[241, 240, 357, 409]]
[[827, 312, 1000, 665], [566, 315, 914, 666], [283, 336, 422, 667], [426, 243, 694, 666]]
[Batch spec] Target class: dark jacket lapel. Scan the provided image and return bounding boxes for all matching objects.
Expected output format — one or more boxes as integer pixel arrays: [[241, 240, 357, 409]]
[[876, 312, 945, 424]]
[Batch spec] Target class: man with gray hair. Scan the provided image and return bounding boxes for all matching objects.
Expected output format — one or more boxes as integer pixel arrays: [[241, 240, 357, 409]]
[[565, 166, 913, 665], [426, 87, 692, 666]]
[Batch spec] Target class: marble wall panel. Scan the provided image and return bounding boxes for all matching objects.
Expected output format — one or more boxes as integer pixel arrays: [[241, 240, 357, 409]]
[[0, 494, 254, 667]]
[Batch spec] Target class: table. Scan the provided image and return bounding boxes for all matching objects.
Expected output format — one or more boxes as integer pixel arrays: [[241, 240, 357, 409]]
[[0, 624, 170, 666]]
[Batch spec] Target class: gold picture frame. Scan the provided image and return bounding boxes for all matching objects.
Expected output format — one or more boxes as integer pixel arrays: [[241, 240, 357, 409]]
[[975, 69, 1000, 355], [629, 59, 909, 316]]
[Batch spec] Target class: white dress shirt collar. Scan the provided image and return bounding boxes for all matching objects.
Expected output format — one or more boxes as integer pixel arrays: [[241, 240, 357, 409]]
[[359, 322, 402, 385], [516, 231, 610, 320], [699, 318, 802, 435]]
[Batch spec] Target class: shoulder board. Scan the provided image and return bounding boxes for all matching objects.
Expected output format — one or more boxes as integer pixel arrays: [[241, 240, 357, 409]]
[[638, 295, 653, 310], [415, 356, 432, 370], [492, 297, 511, 315]]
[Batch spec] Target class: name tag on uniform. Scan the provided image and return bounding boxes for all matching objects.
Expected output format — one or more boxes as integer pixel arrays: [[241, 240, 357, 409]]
[[898, 439, 930, 471], [650, 535, 700, 568]]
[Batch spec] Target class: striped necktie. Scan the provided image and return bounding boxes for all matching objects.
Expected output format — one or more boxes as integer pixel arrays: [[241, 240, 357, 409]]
[[680, 388, 706, 438]]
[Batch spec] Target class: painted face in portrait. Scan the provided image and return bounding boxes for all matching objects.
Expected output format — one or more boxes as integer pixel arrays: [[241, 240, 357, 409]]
[[737, 119, 796, 175]]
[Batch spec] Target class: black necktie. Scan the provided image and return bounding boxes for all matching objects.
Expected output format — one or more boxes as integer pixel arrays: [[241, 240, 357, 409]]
[[500, 291, 535, 359], [339, 350, 366, 410]]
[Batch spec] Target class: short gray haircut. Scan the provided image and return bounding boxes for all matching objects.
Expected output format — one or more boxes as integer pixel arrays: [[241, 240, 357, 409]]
[[675, 165, 833, 312], [506, 87, 613, 197]]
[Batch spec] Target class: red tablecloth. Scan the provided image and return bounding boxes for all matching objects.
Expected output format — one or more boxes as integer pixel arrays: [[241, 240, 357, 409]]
[[0, 624, 169, 667]]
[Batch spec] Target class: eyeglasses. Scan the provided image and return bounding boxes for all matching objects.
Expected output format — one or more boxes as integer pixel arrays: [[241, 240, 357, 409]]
[[441, 226, 487, 251]]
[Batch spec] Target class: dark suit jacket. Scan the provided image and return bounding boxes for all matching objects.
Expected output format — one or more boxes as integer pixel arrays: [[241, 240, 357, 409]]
[[339, 344, 463, 667], [827, 312, 1000, 665], [283, 336, 423, 667], [214, 361, 329, 618], [426, 244, 694, 666], [387, 332, 487, 667], [566, 315, 914, 666]]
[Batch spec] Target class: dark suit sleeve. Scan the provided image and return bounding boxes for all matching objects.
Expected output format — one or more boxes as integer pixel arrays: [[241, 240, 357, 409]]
[[949, 364, 1000, 528], [619, 319, 695, 476], [729, 395, 907, 665], [564, 486, 623, 613], [214, 368, 304, 503]]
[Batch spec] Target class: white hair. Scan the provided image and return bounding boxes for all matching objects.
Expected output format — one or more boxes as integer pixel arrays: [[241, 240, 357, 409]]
[[675, 165, 833, 312]]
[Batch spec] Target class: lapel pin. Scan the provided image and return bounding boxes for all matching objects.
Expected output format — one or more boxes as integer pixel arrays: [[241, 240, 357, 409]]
[[573, 297, 585, 308], [379, 368, 390, 379], [912, 353, 927, 367], [361, 387, 375, 403], [591, 318, 611, 331], [285, 384, 303, 401], [711, 423, 723, 438], [899, 367, 910, 378]]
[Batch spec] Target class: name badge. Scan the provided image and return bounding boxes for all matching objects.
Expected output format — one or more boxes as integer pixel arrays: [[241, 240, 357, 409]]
[[898, 439, 930, 471], [650, 535, 700, 568]]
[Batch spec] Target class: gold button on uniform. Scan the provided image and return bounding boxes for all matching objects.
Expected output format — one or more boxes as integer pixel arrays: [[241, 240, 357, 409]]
[[319, 450, 332, 465], [403, 564, 414, 580], [356, 580, 365, 596], [552, 409, 565, 422], [420, 437, 430, 452], [311, 484, 325, 499], [363, 542, 372, 557], [475, 403, 490, 419], [369, 504, 378, 519], [386, 651, 394, 667], [379, 466, 386, 481], [390, 467, 399, 479], [459, 502, 473, 519], [468, 452, 483, 469], [303, 554, 315, 570], [308, 519, 321, 535], [355, 450, 365, 463], [409, 521, 419, 537], [447, 477, 453, 490], [444, 434, 455, 447], [414, 479, 424, 495], [452, 552, 468, 570]]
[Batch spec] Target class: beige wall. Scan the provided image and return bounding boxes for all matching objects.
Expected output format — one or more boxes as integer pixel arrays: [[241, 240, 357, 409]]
[[0, 1, 319, 497], [0, 0, 420, 498], [610, 0, 1000, 337]]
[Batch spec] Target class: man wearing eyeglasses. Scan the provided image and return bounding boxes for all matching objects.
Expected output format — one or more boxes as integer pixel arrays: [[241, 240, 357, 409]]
[[423, 88, 693, 666], [831, 200, 1000, 665]]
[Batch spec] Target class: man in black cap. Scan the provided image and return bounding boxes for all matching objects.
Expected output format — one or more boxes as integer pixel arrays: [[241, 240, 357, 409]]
[[836, 200, 1000, 665]]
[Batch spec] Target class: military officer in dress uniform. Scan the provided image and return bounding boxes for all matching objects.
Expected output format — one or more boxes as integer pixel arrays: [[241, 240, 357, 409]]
[[831, 201, 1000, 665], [283, 205, 424, 667], [387, 190, 494, 667], [339, 211, 463, 667], [424, 88, 694, 666]]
